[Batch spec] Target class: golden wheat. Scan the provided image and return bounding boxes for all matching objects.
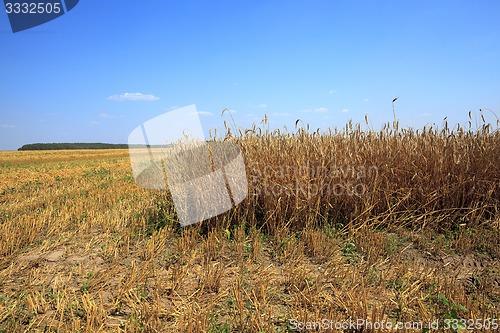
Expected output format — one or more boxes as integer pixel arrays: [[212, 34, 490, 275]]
[[0, 118, 498, 332]]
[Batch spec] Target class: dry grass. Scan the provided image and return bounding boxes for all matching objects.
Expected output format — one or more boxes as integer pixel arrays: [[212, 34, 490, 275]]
[[0, 117, 499, 332]]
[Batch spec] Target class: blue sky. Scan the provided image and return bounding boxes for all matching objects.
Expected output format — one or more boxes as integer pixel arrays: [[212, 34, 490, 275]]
[[0, 0, 499, 150]]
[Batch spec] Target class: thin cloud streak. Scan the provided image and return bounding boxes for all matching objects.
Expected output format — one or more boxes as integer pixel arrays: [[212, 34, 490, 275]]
[[108, 92, 160, 101], [190, 111, 214, 116], [300, 107, 328, 113]]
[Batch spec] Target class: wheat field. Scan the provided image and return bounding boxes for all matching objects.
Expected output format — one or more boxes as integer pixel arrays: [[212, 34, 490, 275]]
[[0, 118, 499, 332]]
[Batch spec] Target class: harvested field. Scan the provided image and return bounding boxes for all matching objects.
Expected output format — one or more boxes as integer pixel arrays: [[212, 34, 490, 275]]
[[0, 120, 499, 332]]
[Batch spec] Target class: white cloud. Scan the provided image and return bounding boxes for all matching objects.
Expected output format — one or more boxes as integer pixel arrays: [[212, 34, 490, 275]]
[[340, 108, 349, 113], [99, 113, 113, 118], [257, 103, 267, 108], [364, 98, 369, 103], [328, 89, 336, 95], [0, 124, 15, 128], [271, 112, 291, 117], [314, 107, 328, 113], [422, 112, 432, 117], [108, 92, 160, 101], [300, 107, 328, 113], [190, 111, 214, 116]]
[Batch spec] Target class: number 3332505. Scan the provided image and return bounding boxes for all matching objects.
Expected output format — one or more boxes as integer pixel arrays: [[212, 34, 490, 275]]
[[5, 2, 62, 14]]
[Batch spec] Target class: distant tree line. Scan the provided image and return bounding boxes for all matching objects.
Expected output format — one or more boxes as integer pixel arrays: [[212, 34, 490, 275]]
[[18, 143, 129, 150]]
